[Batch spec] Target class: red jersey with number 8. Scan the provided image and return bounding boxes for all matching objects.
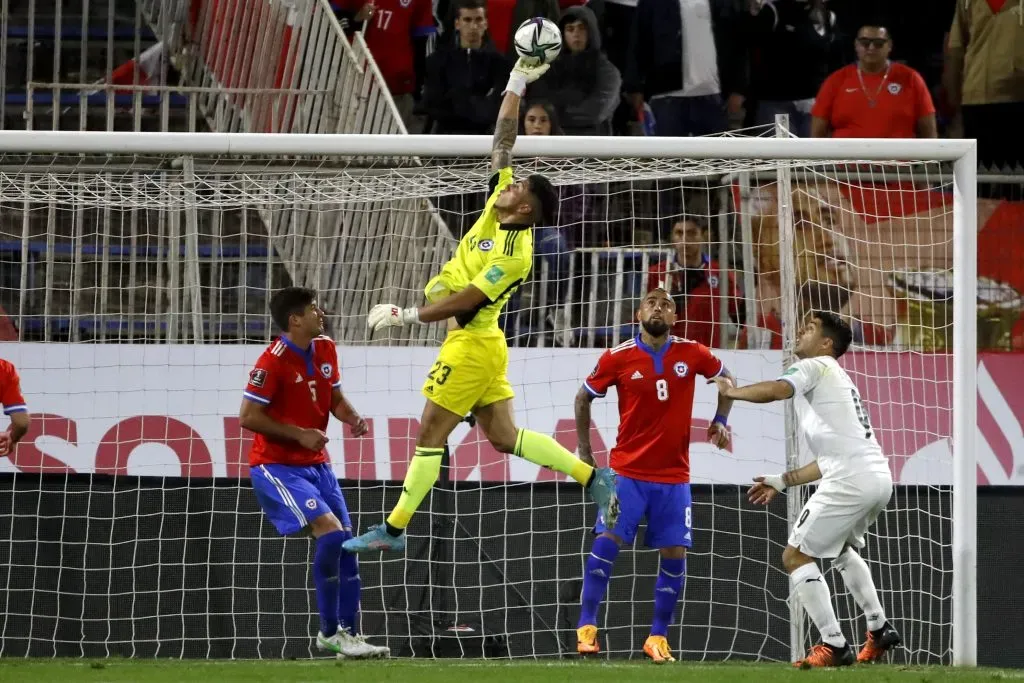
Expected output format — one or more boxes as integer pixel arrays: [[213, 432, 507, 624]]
[[244, 336, 342, 467], [583, 335, 724, 484]]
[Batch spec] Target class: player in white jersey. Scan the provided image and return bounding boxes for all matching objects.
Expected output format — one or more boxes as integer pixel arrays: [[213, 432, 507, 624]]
[[711, 311, 901, 668]]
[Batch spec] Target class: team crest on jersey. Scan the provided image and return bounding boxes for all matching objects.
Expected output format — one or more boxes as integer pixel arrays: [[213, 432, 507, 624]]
[[320, 362, 332, 378], [673, 361, 689, 378], [888, 83, 902, 95], [400, 0, 411, 6], [478, 239, 494, 252], [708, 275, 719, 289], [305, 498, 318, 510], [249, 368, 267, 388]]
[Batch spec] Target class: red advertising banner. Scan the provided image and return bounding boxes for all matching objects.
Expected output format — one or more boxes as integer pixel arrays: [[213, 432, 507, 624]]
[[1, 345, 1020, 486]]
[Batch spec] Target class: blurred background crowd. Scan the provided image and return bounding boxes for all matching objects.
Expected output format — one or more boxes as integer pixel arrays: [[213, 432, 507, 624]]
[[0, 0, 1021, 354]]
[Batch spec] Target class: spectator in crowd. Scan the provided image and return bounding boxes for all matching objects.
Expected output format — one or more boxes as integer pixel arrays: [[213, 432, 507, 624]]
[[829, 0, 956, 89], [646, 217, 741, 348], [625, 0, 747, 137], [529, 6, 622, 134], [810, 24, 937, 138], [743, 0, 840, 137], [944, 0, 1024, 169], [332, 0, 436, 127], [522, 100, 564, 135], [423, 0, 510, 134], [560, 0, 607, 35]]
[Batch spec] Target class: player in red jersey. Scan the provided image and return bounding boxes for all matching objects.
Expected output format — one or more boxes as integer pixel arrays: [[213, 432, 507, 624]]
[[0, 358, 31, 457], [240, 287, 387, 660], [332, 0, 436, 122], [573, 288, 735, 663]]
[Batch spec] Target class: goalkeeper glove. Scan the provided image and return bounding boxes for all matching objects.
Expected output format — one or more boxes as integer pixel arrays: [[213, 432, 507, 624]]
[[758, 474, 787, 493], [367, 303, 421, 334], [505, 58, 551, 97]]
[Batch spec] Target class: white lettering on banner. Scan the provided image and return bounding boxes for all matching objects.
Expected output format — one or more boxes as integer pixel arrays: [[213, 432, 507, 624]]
[[0, 344, 1021, 485]]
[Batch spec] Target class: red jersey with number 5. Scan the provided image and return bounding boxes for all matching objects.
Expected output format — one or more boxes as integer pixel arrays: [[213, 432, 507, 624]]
[[583, 335, 724, 484], [0, 358, 27, 416], [244, 335, 342, 467]]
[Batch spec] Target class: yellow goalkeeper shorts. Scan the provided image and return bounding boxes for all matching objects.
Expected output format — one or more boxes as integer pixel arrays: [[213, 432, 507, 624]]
[[421, 329, 514, 417]]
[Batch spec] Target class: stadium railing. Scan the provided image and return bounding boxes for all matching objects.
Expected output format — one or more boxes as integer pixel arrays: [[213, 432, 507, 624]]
[[138, 0, 453, 344]]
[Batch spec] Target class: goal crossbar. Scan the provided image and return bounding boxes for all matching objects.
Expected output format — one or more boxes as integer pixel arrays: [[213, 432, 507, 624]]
[[0, 131, 976, 161]]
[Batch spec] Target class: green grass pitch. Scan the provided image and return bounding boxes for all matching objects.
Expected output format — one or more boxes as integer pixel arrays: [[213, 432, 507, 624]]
[[1, 659, 1021, 683]]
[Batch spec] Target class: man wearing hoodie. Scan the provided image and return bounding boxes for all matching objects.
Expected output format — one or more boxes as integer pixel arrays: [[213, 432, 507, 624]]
[[424, 0, 512, 134], [531, 6, 623, 134]]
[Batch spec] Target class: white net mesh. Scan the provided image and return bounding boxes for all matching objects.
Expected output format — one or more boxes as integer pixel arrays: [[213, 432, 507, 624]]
[[0, 148, 961, 662]]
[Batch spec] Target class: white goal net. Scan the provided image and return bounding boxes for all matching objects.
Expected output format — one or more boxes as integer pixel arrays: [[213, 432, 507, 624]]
[[0, 133, 976, 664]]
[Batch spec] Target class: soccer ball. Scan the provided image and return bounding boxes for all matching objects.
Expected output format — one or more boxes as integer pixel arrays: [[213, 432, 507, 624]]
[[513, 17, 562, 66]]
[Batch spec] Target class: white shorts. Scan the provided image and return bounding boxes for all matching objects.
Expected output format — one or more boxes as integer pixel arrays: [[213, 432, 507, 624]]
[[787, 473, 893, 559]]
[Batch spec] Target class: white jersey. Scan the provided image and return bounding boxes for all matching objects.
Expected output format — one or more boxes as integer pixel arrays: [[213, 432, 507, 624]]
[[778, 356, 891, 483]]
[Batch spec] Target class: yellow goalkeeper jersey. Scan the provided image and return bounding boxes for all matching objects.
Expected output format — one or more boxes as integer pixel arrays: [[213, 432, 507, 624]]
[[423, 166, 534, 334]]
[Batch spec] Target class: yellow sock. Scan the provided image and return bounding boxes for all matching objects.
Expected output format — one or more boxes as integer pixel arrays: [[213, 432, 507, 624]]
[[386, 447, 444, 530], [514, 429, 593, 486]]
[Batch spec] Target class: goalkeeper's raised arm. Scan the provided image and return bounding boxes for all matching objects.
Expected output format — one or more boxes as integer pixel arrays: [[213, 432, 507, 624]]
[[490, 58, 550, 174], [366, 58, 557, 334]]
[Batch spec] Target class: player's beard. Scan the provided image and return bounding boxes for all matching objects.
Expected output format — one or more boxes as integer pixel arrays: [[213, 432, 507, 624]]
[[640, 318, 669, 337]]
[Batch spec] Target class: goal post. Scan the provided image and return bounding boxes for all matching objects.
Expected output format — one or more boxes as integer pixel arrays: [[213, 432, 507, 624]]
[[951, 141, 978, 668], [0, 131, 977, 664]]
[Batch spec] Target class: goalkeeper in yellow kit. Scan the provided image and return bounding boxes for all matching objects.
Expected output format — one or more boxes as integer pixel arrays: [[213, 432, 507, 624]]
[[344, 59, 620, 553]]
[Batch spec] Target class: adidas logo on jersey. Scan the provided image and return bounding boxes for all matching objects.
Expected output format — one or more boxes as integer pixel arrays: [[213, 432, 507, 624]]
[[631, 371, 644, 380], [295, 374, 303, 383]]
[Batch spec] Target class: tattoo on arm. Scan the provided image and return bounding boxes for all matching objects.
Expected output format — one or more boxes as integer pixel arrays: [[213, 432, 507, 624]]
[[490, 117, 517, 172]]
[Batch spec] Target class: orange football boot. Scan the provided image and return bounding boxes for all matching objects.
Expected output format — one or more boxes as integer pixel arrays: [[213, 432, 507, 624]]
[[576, 625, 599, 655]]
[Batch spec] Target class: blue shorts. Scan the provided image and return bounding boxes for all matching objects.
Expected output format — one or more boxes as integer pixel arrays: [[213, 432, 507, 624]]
[[250, 463, 351, 536], [595, 475, 692, 549]]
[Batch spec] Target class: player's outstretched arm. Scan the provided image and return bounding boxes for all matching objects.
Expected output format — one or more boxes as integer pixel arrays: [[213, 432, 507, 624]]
[[491, 59, 551, 174], [748, 461, 823, 505], [239, 400, 327, 451], [331, 388, 368, 437], [366, 285, 490, 334], [574, 386, 598, 466], [710, 376, 793, 404]]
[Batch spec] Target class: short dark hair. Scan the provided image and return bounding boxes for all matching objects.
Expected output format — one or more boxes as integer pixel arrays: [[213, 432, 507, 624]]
[[857, 23, 891, 38], [527, 174, 558, 226], [643, 286, 675, 309], [454, 0, 486, 15], [269, 287, 316, 332], [813, 310, 853, 358]]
